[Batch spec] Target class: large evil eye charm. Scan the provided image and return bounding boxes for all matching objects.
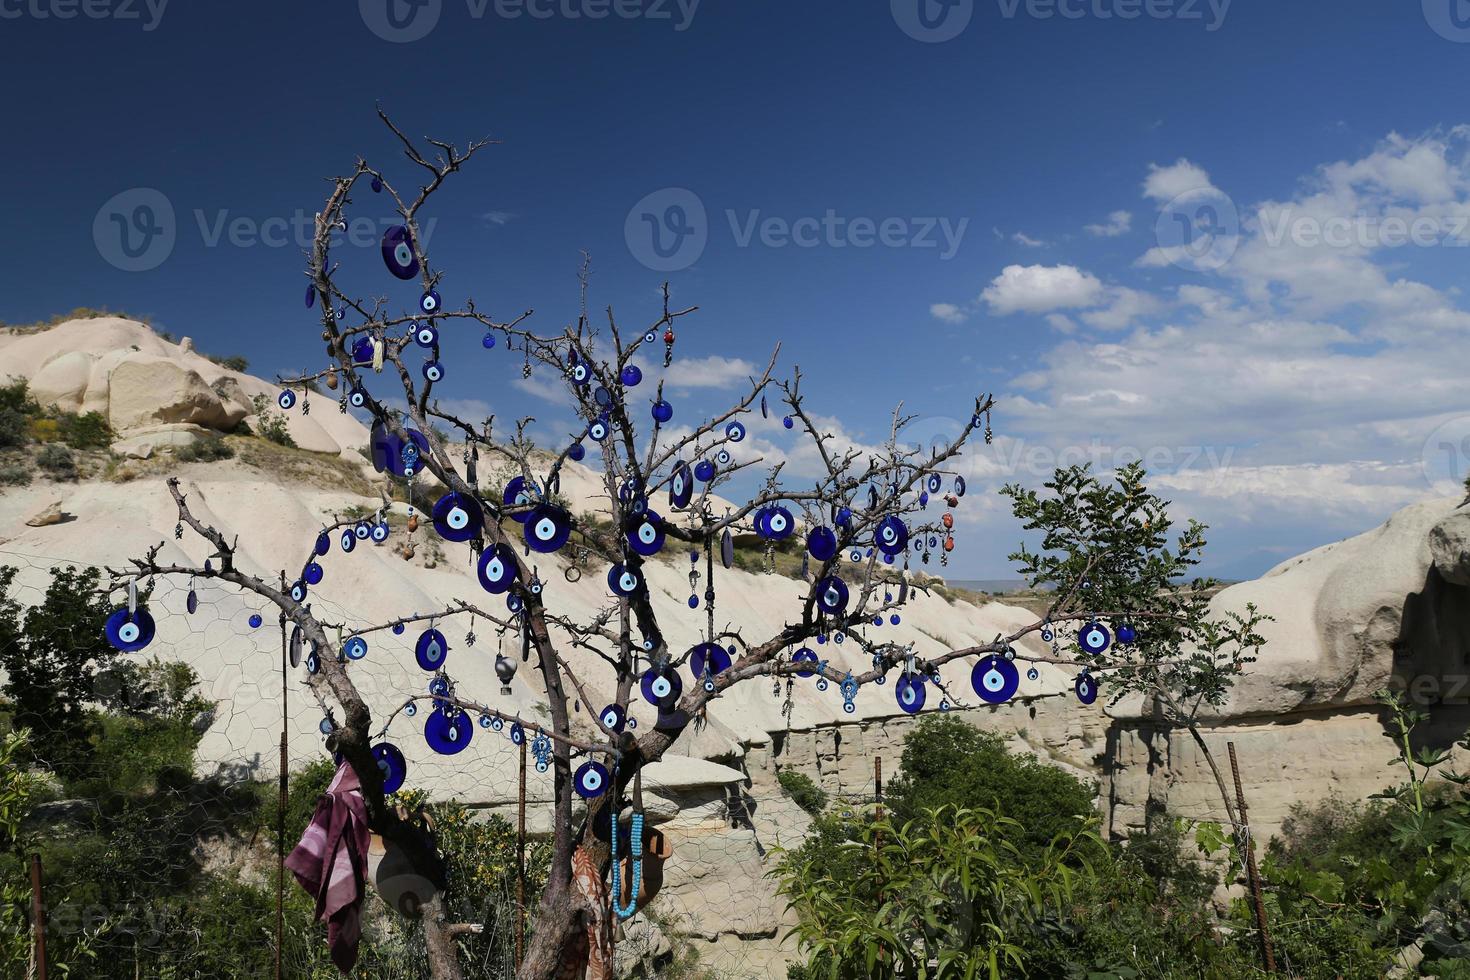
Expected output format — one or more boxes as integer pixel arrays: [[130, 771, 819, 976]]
[[569, 362, 591, 386], [792, 647, 818, 678], [104, 607, 155, 652], [763, 506, 794, 541], [954, 476, 967, 497], [415, 628, 449, 671], [574, 761, 609, 799], [587, 416, 609, 441], [414, 322, 438, 347], [348, 385, 368, 409], [815, 576, 849, 615], [425, 707, 473, 755], [277, 390, 296, 411], [355, 522, 372, 540], [689, 642, 732, 682], [432, 491, 483, 542], [314, 531, 331, 556], [927, 473, 941, 493], [509, 722, 525, 745], [640, 666, 682, 709], [1075, 672, 1099, 705], [372, 742, 407, 794], [303, 561, 324, 585], [620, 365, 642, 387], [652, 400, 673, 424], [340, 529, 357, 553], [694, 459, 715, 482], [1116, 624, 1137, 645], [607, 563, 644, 597], [1078, 621, 1112, 656], [419, 289, 440, 314], [422, 360, 444, 383], [875, 516, 909, 557], [381, 225, 419, 280], [343, 636, 369, 660], [626, 511, 665, 556], [971, 655, 1019, 704], [524, 505, 572, 554], [599, 703, 626, 733], [895, 674, 927, 714], [351, 338, 375, 365], [715, 449, 732, 466], [669, 461, 693, 509], [806, 526, 837, 562], [476, 543, 520, 594], [289, 580, 309, 603], [503, 476, 538, 523], [725, 420, 746, 443], [371, 521, 390, 543], [568, 442, 586, 462]]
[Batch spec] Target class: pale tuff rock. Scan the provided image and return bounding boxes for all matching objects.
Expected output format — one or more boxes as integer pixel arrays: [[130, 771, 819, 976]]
[[1429, 506, 1470, 587]]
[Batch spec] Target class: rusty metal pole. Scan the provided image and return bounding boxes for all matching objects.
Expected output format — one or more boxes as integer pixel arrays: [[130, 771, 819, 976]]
[[30, 853, 46, 980], [516, 735, 527, 973], [874, 757, 885, 969], [1228, 742, 1276, 974]]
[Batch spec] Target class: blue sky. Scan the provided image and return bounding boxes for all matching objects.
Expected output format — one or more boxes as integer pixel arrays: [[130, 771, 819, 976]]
[[3, 1, 1468, 579]]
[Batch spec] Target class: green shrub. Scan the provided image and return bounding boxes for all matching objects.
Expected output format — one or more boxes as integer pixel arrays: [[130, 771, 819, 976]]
[[57, 410, 112, 449], [0, 463, 30, 486], [208, 353, 249, 372], [177, 436, 235, 462], [777, 769, 827, 816], [36, 442, 77, 478], [0, 408, 27, 449], [250, 393, 296, 448]]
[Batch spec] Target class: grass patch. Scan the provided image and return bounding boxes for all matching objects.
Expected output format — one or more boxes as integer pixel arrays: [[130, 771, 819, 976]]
[[228, 436, 375, 495]]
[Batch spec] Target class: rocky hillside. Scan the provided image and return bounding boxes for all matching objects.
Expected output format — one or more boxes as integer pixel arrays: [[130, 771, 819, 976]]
[[2, 316, 1466, 976]]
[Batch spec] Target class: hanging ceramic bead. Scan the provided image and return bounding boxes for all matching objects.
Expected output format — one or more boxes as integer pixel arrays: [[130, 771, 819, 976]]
[[663, 327, 675, 367]]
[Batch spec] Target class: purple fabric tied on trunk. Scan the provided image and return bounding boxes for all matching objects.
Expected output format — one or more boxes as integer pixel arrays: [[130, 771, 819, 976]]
[[285, 762, 370, 973]]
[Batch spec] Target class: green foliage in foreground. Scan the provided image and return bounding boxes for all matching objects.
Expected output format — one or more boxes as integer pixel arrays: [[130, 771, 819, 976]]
[[778, 769, 829, 817]]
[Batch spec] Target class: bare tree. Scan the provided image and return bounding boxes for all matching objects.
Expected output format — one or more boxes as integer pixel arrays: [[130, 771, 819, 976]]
[[108, 113, 1238, 980]]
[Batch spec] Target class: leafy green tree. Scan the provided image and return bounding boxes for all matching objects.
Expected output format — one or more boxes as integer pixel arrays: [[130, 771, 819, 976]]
[[885, 716, 1095, 864]]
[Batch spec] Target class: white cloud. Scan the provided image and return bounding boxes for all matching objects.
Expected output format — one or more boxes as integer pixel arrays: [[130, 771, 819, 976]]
[[981, 264, 1106, 315], [1078, 287, 1166, 331], [482, 210, 515, 226], [1012, 231, 1047, 247], [1084, 210, 1132, 237], [661, 355, 758, 390], [1143, 158, 1217, 202], [930, 302, 969, 324]]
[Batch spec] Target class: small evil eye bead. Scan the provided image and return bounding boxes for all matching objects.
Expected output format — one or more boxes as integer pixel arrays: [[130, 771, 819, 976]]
[[344, 636, 369, 660], [815, 576, 849, 614], [651, 400, 673, 424], [927, 473, 941, 493], [1075, 672, 1099, 705], [894, 674, 926, 714], [248, 614, 263, 629], [355, 521, 372, 540], [694, 459, 716, 482], [503, 476, 539, 524], [381, 224, 419, 280], [764, 506, 794, 541], [806, 526, 837, 562], [510, 722, 525, 745], [849, 548, 863, 563], [482, 332, 497, 349], [305, 284, 316, 309], [371, 521, 390, 543], [568, 442, 586, 462], [491, 716, 504, 732], [574, 761, 609, 799], [587, 417, 609, 441], [422, 360, 444, 383], [607, 563, 643, 597], [954, 475, 967, 497], [428, 676, 449, 696], [569, 362, 591, 386], [783, 416, 794, 429], [348, 386, 368, 409], [478, 714, 493, 729], [318, 717, 335, 735], [528, 575, 543, 596], [620, 365, 642, 387], [340, 529, 357, 553], [715, 449, 732, 467], [277, 390, 296, 411], [371, 743, 406, 794], [392, 623, 405, 635], [642, 635, 659, 653], [1116, 624, 1137, 645], [415, 628, 449, 671], [593, 386, 612, 408], [289, 580, 309, 602], [668, 461, 693, 509], [414, 322, 438, 347], [305, 651, 320, 675], [835, 507, 852, 527], [725, 420, 746, 443], [507, 595, 524, 613], [1027, 666, 1040, 681], [335, 308, 346, 321], [352, 338, 375, 364], [643, 329, 658, 344], [404, 701, 418, 717], [419, 289, 441, 314], [370, 176, 383, 193], [314, 531, 331, 556]]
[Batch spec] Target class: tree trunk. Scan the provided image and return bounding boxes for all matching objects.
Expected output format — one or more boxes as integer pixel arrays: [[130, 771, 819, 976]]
[[422, 891, 465, 980], [518, 876, 585, 980]]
